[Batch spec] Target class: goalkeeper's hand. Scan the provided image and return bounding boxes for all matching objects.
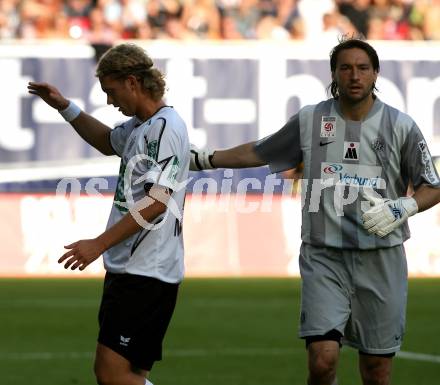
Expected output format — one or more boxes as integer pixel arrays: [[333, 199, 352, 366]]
[[190, 144, 216, 171], [362, 194, 418, 237]]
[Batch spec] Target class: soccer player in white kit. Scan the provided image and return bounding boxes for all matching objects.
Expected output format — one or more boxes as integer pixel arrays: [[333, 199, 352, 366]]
[[190, 38, 440, 385], [28, 44, 189, 385]]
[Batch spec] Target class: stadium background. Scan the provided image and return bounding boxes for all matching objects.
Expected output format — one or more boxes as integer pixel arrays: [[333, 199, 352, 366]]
[[1, 1, 440, 384], [1, 40, 439, 278]]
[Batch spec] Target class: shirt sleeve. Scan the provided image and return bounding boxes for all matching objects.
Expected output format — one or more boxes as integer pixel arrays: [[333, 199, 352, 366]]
[[401, 123, 440, 189], [109, 119, 137, 157], [254, 114, 302, 173]]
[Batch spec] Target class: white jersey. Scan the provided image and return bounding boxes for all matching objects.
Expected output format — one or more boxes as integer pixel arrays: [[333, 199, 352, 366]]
[[255, 98, 440, 250], [105, 106, 189, 283]]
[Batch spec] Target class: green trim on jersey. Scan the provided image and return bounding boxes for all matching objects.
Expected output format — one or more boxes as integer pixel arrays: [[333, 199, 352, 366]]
[[146, 140, 158, 168], [114, 161, 128, 214], [168, 156, 180, 184]]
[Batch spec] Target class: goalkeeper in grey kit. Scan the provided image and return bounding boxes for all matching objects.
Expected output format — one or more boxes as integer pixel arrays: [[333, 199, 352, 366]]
[[191, 38, 440, 385]]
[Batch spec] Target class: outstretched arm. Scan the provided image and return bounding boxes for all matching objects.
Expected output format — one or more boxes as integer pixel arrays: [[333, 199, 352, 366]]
[[212, 142, 266, 168], [28, 82, 115, 155], [190, 141, 266, 170]]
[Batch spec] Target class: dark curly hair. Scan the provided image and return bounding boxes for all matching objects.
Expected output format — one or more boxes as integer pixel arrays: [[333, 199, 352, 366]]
[[328, 37, 380, 99]]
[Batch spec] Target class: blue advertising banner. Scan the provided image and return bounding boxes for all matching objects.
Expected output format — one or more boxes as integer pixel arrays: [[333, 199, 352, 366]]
[[1, 41, 440, 192]]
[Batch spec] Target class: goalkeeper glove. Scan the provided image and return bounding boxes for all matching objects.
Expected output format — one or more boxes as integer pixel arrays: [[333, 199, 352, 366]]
[[190, 144, 216, 171], [362, 194, 418, 238]]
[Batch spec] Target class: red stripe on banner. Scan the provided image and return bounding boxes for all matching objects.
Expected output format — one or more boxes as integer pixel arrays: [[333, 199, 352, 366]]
[[0, 193, 439, 277]]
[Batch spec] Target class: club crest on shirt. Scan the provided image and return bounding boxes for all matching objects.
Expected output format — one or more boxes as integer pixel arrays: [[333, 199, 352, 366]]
[[371, 137, 385, 152], [320, 116, 337, 138], [343, 141, 359, 161]]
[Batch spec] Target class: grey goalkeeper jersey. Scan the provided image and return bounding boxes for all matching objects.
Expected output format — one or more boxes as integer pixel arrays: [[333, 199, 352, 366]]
[[105, 106, 189, 283], [255, 98, 440, 250]]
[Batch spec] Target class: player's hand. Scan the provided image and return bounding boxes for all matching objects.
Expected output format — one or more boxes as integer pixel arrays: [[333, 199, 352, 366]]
[[58, 238, 107, 271], [190, 144, 216, 171], [27, 82, 69, 111], [362, 194, 418, 237]]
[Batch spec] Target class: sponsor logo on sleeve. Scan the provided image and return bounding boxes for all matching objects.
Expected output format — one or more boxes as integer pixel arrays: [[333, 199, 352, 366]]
[[418, 140, 440, 184]]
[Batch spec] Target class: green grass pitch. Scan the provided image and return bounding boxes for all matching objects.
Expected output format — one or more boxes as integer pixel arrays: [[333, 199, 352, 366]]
[[0, 277, 439, 384]]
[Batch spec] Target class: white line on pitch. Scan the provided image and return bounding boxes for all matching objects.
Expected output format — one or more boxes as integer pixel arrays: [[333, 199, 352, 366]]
[[168, 347, 300, 357], [396, 351, 440, 364], [0, 347, 299, 360], [1, 349, 439, 363], [0, 352, 93, 360]]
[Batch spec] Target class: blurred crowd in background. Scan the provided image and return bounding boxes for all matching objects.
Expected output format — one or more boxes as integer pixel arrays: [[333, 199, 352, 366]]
[[1, 0, 440, 42]]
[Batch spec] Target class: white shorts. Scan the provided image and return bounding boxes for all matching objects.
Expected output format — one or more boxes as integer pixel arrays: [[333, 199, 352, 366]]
[[298, 242, 408, 354]]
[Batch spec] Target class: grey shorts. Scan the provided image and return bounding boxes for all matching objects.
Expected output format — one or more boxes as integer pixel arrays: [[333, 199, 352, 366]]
[[298, 242, 408, 354]]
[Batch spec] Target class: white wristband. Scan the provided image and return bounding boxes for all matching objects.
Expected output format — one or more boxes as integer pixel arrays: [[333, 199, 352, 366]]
[[403, 196, 418, 217], [59, 101, 81, 122]]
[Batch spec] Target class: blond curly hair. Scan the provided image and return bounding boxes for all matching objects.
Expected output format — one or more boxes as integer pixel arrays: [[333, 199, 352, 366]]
[[96, 44, 166, 101]]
